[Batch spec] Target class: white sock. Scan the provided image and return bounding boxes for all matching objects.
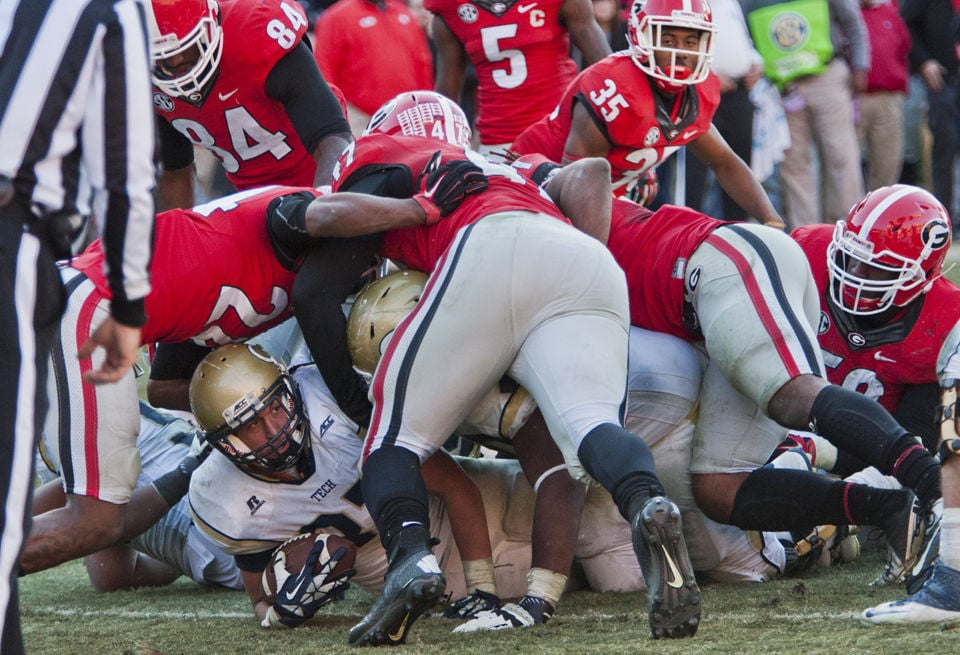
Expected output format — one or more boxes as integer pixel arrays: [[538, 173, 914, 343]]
[[940, 508, 960, 571]]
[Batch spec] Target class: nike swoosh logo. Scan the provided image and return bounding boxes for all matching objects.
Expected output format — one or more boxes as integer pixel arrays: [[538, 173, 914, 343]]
[[422, 177, 443, 199], [874, 351, 896, 363], [218, 89, 238, 101], [282, 570, 312, 602], [661, 545, 684, 589], [680, 129, 699, 140], [388, 612, 410, 642], [517, 3, 537, 12]]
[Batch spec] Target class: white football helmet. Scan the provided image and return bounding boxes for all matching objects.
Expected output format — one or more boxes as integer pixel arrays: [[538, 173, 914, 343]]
[[345, 270, 429, 377], [150, 0, 223, 102], [627, 0, 716, 94]]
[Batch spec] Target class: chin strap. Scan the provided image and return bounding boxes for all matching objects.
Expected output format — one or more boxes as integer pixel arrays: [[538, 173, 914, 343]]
[[938, 381, 960, 461]]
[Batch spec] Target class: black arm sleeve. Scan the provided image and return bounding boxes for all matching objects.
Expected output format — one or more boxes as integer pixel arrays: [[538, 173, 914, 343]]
[[235, 549, 275, 574], [264, 40, 352, 154], [294, 235, 382, 428], [149, 341, 213, 381], [157, 115, 195, 171]]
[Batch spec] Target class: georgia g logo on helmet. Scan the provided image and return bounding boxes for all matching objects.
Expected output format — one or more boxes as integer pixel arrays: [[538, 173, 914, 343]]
[[922, 218, 951, 252]]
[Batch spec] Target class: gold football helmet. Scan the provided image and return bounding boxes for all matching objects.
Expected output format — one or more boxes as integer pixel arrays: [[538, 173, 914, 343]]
[[346, 270, 428, 377], [189, 343, 310, 479]]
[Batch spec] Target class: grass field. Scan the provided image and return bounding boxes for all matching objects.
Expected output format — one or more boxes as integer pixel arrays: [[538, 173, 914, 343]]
[[17, 245, 960, 654], [18, 549, 960, 655]]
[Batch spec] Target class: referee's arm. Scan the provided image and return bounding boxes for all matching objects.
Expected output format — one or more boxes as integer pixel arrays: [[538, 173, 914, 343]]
[[87, 0, 156, 328]]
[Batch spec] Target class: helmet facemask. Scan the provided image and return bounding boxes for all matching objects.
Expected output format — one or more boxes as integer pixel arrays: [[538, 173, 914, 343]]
[[826, 185, 953, 316], [151, 0, 223, 104], [206, 373, 310, 479], [628, 0, 715, 94], [827, 221, 930, 316]]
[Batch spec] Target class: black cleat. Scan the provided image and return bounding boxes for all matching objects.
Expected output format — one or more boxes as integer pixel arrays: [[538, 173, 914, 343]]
[[348, 548, 446, 647], [631, 496, 701, 639]]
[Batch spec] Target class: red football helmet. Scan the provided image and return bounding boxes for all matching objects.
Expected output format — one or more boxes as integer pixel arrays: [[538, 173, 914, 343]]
[[150, 0, 223, 101], [627, 0, 716, 94], [827, 184, 953, 316], [363, 91, 472, 149]]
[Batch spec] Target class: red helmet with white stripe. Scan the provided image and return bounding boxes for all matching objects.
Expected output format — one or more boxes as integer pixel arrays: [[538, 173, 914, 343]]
[[827, 184, 952, 315], [627, 0, 716, 94], [150, 0, 223, 102], [363, 91, 472, 149]]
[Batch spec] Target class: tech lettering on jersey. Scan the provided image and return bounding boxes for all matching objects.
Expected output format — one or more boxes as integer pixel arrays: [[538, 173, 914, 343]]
[[311, 480, 338, 502]]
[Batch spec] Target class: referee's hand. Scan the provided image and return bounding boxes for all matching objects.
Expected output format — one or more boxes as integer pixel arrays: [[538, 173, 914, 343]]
[[77, 317, 142, 384]]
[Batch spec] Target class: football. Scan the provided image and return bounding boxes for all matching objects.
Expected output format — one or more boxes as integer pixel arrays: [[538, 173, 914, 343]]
[[261, 532, 358, 603]]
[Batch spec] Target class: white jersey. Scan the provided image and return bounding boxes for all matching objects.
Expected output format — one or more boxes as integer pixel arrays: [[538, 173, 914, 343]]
[[189, 360, 645, 600]]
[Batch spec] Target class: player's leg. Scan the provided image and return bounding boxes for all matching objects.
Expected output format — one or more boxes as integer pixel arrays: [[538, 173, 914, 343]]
[[22, 271, 140, 573]]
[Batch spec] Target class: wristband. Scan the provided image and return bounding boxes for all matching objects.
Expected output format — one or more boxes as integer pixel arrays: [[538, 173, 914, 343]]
[[411, 194, 441, 225]]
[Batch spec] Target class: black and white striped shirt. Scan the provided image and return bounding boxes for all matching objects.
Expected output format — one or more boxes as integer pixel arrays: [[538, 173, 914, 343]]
[[0, 0, 155, 325]]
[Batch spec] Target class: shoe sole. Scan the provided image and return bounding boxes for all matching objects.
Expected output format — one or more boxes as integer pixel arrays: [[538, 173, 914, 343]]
[[634, 498, 701, 639], [349, 573, 445, 647]]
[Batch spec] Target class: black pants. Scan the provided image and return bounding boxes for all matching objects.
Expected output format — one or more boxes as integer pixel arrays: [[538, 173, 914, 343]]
[[685, 82, 755, 220], [0, 218, 65, 654]]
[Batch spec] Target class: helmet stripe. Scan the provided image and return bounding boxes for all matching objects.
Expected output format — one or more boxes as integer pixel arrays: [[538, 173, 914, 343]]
[[858, 186, 914, 235]]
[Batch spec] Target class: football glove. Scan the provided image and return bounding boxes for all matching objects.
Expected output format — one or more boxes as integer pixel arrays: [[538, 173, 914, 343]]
[[262, 541, 357, 629], [266, 190, 315, 270], [442, 589, 500, 619], [412, 151, 488, 225]]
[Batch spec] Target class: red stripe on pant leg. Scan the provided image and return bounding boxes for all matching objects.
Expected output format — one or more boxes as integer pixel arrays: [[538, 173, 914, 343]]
[[76, 294, 100, 497], [364, 257, 450, 463], [704, 234, 803, 378]]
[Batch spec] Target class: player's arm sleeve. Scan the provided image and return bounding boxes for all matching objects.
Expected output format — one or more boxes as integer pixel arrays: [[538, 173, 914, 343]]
[[265, 40, 352, 154], [89, 5, 156, 326], [235, 550, 276, 574], [149, 341, 213, 381], [157, 116, 195, 171], [894, 383, 941, 454]]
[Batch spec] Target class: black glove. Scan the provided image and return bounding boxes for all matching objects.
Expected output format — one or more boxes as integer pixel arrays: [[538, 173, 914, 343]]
[[441, 589, 500, 619], [412, 152, 488, 224], [263, 541, 357, 628], [266, 191, 315, 270]]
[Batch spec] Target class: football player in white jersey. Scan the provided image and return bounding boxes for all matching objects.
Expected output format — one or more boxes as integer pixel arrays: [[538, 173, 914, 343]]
[[186, 343, 647, 629], [32, 401, 241, 591]]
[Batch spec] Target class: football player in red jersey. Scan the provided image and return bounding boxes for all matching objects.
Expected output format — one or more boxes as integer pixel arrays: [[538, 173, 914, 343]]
[[510, 0, 783, 227], [149, 0, 353, 209], [21, 181, 445, 578], [783, 185, 960, 624], [507, 153, 938, 585], [265, 91, 702, 643], [599, 194, 941, 579], [428, 0, 612, 156]]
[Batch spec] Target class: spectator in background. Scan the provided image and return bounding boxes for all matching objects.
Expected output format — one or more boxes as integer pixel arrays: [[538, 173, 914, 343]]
[[429, 0, 612, 159], [685, 0, 764, 220], [744, 0, 869, 228], [900, 0, 960, 232], [856, 0, 910, 191], [313, 0, 435, 134], [572, 0, 629, 66]]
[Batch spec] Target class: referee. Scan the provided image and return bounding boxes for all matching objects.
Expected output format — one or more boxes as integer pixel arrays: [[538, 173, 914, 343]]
[[0, 1, 156, 653]]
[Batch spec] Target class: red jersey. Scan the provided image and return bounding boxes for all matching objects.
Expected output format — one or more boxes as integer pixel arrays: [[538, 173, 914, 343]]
[[424, 0, 577, 145], [70, 186, 316, 345], [332, 134, 567, 272], [793, 224, 960, 412], [510, 52, 720, 196], [313, 0, 434, 116], [606, 198, 725, 339], [152, 0, 315, 189]]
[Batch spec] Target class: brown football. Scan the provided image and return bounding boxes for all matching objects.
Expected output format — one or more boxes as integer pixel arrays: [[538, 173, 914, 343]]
[[261, 532, 358, 603]]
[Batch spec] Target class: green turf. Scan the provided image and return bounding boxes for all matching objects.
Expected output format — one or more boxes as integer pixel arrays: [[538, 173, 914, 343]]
[[19, 549, 960, 654]]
